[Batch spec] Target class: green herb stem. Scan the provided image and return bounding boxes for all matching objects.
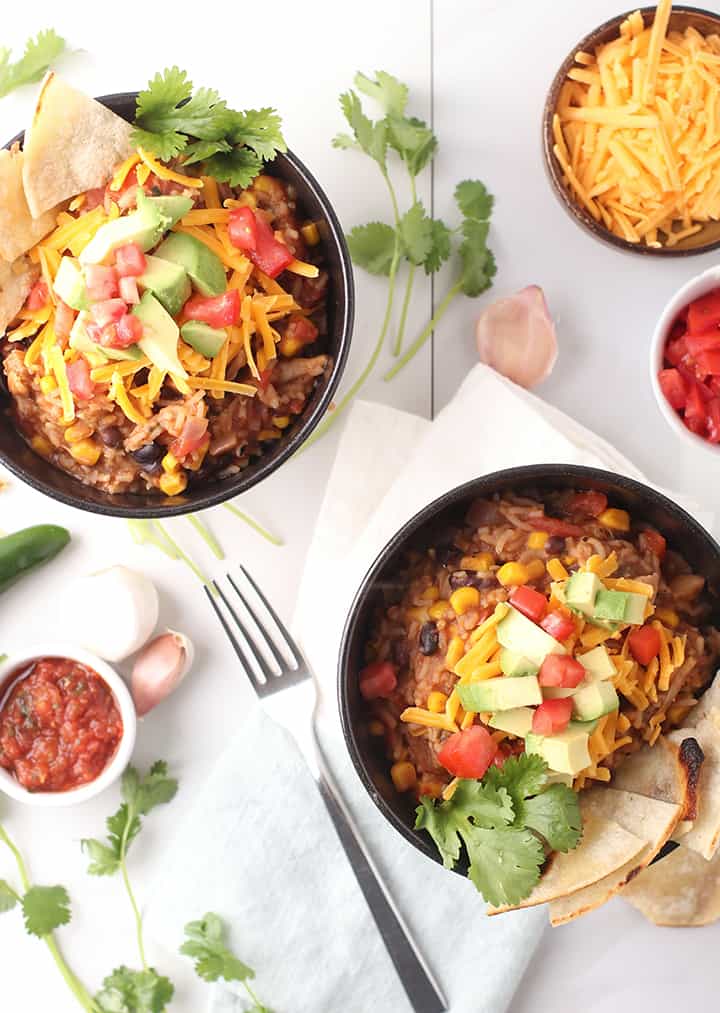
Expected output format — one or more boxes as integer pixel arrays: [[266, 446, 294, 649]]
[[392, 174, 418, 357], [222, 504, 283, 545], [121, 857, 147, 971], [154, 521, 211, 588], [187, 514, 225, 560], [384, 282, 460, 382]]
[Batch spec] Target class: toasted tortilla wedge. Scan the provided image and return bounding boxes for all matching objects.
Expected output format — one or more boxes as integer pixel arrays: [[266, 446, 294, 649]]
[[22, 72, 133, 218], [668, 713, 720, 859], [685, 670, 720, 728], [549, 847, 650, 926], [488, 813, 646, 914], [611, 733, 704, 821], [0, 256, 39, 335], [621, 843, 720, 926], [0, 148, 57, 261]]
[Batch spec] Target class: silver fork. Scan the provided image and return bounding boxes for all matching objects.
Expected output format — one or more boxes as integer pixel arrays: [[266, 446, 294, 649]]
[[204, 566, 447, 1013]]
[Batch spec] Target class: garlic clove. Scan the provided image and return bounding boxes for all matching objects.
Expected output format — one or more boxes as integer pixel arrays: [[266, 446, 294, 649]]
[[131, 629, 194, 717], [475, 285, 558, 389]]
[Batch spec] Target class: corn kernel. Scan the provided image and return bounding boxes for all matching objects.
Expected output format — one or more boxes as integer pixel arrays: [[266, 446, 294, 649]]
[[445, 636, 465, 669], [427, 691, 448, 713], [390, 761, 417, 793], [279, 335, 303, 358], [159, 471, 188, 496], [527, 531, 549, 549], [185, 441, 209, 472], [162, 451, 179, 473], [420, 585, 440, 602], [39, 374, 57, 395], [368, 720, 385, 737], [525, 559, 546, 581], [30, 435, 52, 456], [273, 415, 291, 429], [64, 421, 92, 444], [428, 600, 450, 620], [406, 606, 429, 622], [547, 558, 570, 581], [69, 439, 101, 466], [599, 508, 630, 532], [460, 553, 493, 571], [563, 555, 576, 567], [258, 428, 282, 440], [420, 780, 444, 800], [301, 221, 321, 246], [656, 608, 679, 629], [497, 562, 530, 587], [252, 174, 275, 193], [450, 586, 481, 615]]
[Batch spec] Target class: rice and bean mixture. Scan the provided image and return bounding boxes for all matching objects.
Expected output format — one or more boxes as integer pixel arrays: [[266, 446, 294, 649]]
[[362, 489, 720, 800]]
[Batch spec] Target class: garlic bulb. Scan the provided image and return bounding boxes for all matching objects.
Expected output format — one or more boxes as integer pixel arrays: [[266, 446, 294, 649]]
[[63, 565, 159, 661], [475, 285, 558, 388], [131, 629, 194, 716]]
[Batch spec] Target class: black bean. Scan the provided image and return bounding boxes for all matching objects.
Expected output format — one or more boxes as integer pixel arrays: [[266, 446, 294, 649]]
[[419, 621, 439, 656], [99, 425, 123, 448], [546, 535, 566, 555], [449, 570, 497, 591], [131, 442, 164, 468], [391, 639, 410, 668]]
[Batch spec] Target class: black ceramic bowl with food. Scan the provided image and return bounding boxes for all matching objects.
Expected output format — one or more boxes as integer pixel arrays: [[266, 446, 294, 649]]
[[338, 464, 720, 872], [0, 92, 354, 518]]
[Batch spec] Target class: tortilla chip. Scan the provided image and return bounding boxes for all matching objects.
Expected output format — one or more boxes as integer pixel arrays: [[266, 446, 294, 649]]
[[0, 256, 39, 335], [0, 148, 57, 261], [488, 813, 646, 914], [22, 72, 133, 218], [611, 733, 704, 820], [621, 844, 720, 926], [549, 847, 650, 926], [668, 713, 720, 859], [686, 670, 720, 728]]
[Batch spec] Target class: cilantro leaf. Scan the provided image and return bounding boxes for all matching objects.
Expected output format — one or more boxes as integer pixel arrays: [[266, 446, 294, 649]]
[[135, 67, 192, 124], [81, 837, 122, 877], [465, 826, 545, 907], [346, 222, 398, 276], [398, 202, 434, 266], [181, 138, 232, 166], [331, 132, 357, 151], [203, 147, 263, 189], [180, 912, 254, 983], [354, 70, 408, 117], [457, 219, 496, 298], [22, 885, 71, 937], [227, 108, 287, 160], [125, 760, 178, 815], [423, 218, 452, 274], [0, 29, 66, 100], [484, 752, 549, 802], [522, 784, 582, 853], [0, 879, 18, 913], [415, 798, 463, 869], [387, 115, 437, 177], [130, 127, 186, 162], [455, 179, 494, 221], [135, 73, 232, 143], [339, 91, 387, 167], [415, 778, 514, 870], [96, 966, 174, 1013]]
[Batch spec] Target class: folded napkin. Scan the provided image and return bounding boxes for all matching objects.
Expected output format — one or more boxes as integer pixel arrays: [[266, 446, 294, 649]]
[[146, 364, 710, 1013]]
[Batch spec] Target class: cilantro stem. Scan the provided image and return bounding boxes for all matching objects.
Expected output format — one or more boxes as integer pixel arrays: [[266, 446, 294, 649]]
[[393, 175, 418, 357], [187, 514, 225, 560], [121, 855, 147, 971], [223, 503, 283, 545], [154, 521, 212, 588], [383, 282, 461, 381]]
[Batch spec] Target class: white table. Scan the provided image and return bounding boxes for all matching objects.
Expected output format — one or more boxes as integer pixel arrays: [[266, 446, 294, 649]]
[[1, 1, 719, 1010]]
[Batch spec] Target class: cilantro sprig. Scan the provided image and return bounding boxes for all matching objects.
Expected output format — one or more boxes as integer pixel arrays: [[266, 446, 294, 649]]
[[181, 913, 271, 1012], [416, 755, 582, 906], [131, 67, 286, 188], [0, 29, 66, 100]]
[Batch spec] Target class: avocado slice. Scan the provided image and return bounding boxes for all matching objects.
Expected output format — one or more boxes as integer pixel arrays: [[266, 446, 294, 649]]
[[69, 313, 143, 364], [572, 680, 619, 722], [623, 592, 649, 625], [53, 257, 88, 311], [496, 605, 567, 667], [525, 727, 591, 776], [457, 675, 542, 713], [565, 571, 602, 617], [132, 291, 187, 377], [80, 191, 193, 266], [154, 231, 226, 296], [593, 589, 629, 622], [578, 645, 615, 681], [180, 321, 226, 358], [498, 648, 539, 678], [488, 707, 534, 737], [139, 255, 191, 317]]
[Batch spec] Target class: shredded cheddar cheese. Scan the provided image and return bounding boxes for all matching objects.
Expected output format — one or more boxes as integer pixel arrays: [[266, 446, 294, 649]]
[[109, 153, 141, 191], [137, 148, 204, 188]]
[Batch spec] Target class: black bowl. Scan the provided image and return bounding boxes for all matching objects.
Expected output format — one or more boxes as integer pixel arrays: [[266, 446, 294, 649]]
[[0, 92, 354, 517], [338, 464, 720, 874]]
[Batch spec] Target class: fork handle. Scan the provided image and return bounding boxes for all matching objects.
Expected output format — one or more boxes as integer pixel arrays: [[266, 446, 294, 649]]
[[315, 775, 447, 1013]]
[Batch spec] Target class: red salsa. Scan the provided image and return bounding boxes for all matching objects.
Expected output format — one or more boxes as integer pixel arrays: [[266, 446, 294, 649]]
[[0, 656, 123, 792]]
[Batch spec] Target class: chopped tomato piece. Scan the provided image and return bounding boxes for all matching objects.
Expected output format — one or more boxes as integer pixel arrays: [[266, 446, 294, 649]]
[[665, 335, 688, 366], [285, 314, 319, 345], [66, 358, 94, 400], [685, 382, 707, 429], [171, 417, 209, 459], [85, 265, 119, 301], [250, 213, 294, 278], [695, 349, 720, 376], [26, 279, 49, 311], [509, 586, 548, 624], [437, 726, 498, 779], [359, 661, 397, 701], [540, 610, 576, 643], [532, 698, 573, 735], [538, 653, 585, 688], [708, 398, 720, 444], [568, 491, 607, 517], [658, 368, 686, 410], [627, 626, 662, 666], [685, 332, 720, 358], [54, 300, 76, 341], [687, 288, 720, 334], [119, 276, 140, 304], [641, 528, 666, 559], [228, 206, 258, 253], [114, 314, 143, 349], [114, 242, 147, 278], [527, 516, 583, 537], [83, 187, 106, 211], [91, 298, 127, 327], [184, 289, 239, 328]]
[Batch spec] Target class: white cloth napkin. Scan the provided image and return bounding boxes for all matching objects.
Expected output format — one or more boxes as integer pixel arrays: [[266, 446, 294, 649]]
[[146, 364, 711, 1013]]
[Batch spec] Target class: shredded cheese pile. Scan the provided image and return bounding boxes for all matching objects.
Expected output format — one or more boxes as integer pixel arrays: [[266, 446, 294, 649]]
[[553, 0, 720, 246]]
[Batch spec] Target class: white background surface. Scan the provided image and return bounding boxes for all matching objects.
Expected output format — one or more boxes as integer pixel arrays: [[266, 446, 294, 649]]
[[0, 1, 719, 1011]]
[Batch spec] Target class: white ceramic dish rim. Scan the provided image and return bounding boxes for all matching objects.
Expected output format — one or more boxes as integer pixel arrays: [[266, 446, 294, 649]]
[[0, 643, 136, 807], [650, 263, 720, 454]]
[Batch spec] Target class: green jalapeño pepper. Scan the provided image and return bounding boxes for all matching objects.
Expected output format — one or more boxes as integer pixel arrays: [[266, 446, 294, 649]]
[[0, 524, 70, 593]]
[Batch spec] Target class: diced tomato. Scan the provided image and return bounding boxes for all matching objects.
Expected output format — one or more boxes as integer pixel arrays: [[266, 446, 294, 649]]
[[114, 242, 147, 278], [66, 358, 94, 400], [228, 206, 258, 253], [685, 332, 720, 358], [538, 653, 586, 688], [54, 300, 76, 340], [527, 516, 583, 537], [641, 528, 666, 559], [568, 491, 607, 517], [540, 610, 576, 642], [437, 726, 498, 779], [113, 314, 143, 349], [658, 368, 686, 410], [359, 661, 397, 701], [665, 335, 688, 366], [678, 362, 712, 398], [284, 314, 319, 347], [83, 187, 106, 211], [696, 350, 720, 376], [687, 288, 720, 334], [685, 382, 708, 428], [627, 625, 662, 666], [91, 298, 127, 327], [492, 744, 510, 768], [509, 586, 548, 624], [119, 276, 140, 304], [85, 265, 119, 301], [708, 398, 720, 444], [171, 417, 209, 459], [26, 279, 49, 311], [686, 415, 706, 436], [250, 213, 294, 278], [532, 698, 573, 736], [184, 289, 239, 328]]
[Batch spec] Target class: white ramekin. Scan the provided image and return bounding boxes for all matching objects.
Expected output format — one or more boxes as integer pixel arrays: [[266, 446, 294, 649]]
[[0, 643, 136, 807], [650, 264, 720, 455]]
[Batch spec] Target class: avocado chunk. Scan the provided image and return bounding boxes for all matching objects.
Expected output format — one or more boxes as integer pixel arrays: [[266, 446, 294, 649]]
[[180, 320, 226, 358], [542, 685, 578, 700], [578, 645, 615, 681], [132, 292, 187, 377], [565, 572, 602, 617], [53, 257, 88, 311], [154, 231, 226, 296], [499, 648, 539, 678], [525, 727, 591, 775], [69, 313, 143, 364], [80, 191, 193, 265], [457, 675, 542, 713], [623, 592, 649, 625], [593, 589, 629, 622], [572, 680, 619, 722], [546, 770, 574, 787], [139, 255, 191, 317], [497, 606, 567, 667], [568, 718, 600, 734], [488, 707, 534, 737]]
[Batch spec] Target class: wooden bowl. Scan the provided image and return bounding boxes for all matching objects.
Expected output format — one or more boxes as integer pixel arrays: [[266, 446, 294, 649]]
[[543, 5, 720, 257]]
